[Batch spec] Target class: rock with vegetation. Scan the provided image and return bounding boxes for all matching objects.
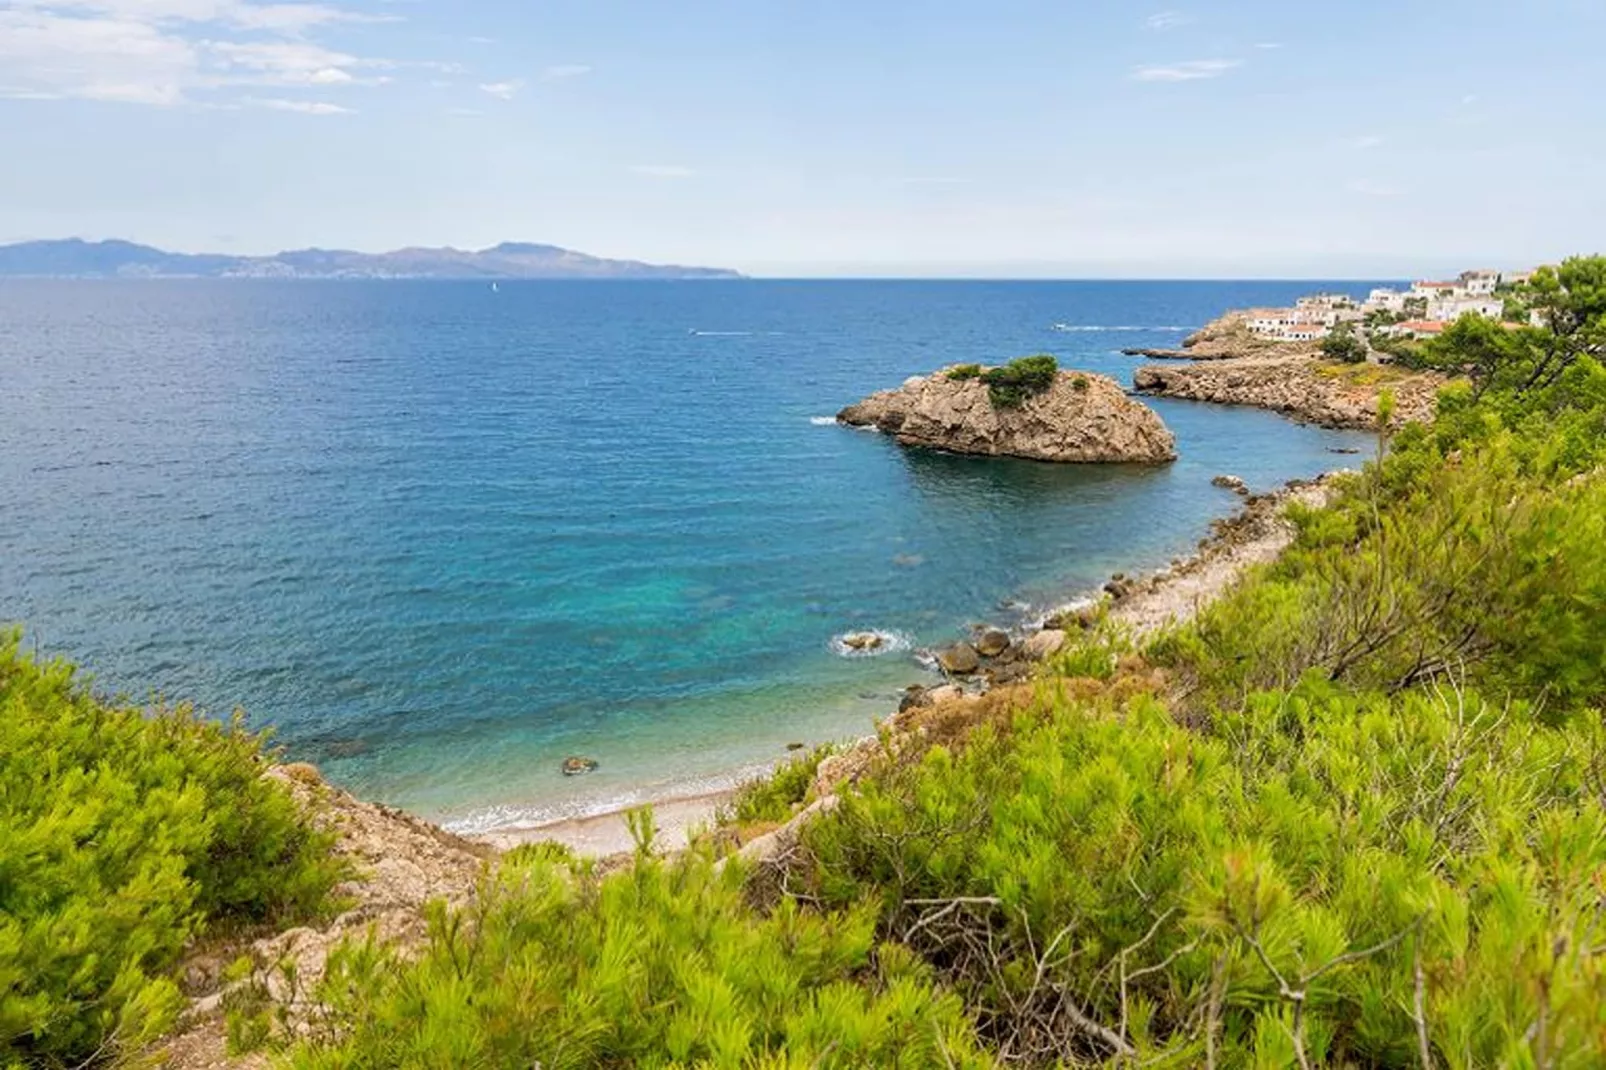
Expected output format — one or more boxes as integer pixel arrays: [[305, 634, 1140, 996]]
[[838, 358, 1177, 463]]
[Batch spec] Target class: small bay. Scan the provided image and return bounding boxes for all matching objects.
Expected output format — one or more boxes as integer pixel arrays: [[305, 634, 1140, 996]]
[[0, 279, 1377, 830]]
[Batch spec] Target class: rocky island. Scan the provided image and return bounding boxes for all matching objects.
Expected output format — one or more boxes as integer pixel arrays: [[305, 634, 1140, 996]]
[[838, 357, 1176, 463]]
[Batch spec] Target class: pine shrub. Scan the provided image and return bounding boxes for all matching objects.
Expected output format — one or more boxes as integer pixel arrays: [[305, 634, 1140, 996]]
[[0, 634, 344, 1068], [273, 840, 993, 1069]]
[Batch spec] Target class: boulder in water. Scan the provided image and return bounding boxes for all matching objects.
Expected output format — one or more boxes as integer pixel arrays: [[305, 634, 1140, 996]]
[[841, 631, 885, 652], [561, 756, 599, 777], [938, 643, 981, 675], [1212, 474, 1250, 495], [975, 628, 1011, 658], [837, 365, 1176, 463]]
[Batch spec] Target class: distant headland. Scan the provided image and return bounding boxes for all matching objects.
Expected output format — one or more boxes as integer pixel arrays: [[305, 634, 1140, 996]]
[[0, 238, 743, 280]]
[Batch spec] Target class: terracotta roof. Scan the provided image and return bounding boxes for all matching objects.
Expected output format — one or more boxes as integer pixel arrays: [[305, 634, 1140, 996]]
[[1397, 320, 1447, 333], [1413, 281, 1457, 289]]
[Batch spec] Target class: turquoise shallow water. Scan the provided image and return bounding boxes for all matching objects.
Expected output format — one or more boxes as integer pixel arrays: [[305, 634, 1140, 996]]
[[0, 279, 1379, 830]]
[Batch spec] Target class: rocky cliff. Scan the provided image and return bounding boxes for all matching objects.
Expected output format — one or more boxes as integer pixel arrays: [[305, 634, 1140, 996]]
[[838, 368, 1176, 463], [1133, 355, 1443, 430]]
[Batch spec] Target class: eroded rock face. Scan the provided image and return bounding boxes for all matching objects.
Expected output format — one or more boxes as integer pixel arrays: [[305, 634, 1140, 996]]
[[838, 368, 1177, 464], [1134, 357, 1442, 431]]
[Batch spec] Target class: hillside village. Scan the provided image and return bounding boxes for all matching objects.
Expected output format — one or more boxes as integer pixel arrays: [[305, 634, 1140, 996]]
[[1246, 267, 1535, 344]]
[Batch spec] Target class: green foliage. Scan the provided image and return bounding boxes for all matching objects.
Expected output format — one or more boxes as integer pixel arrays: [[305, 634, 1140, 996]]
[[946, 363, 983, 381], [0, 633, 344, 1068], [274, 847, 993, 1069], [1419, 256, 1606, 397], [723, 744, 837, 826], [1151, 436, 1606, 712], [981, 354, 1058, 408], [1070, 374, 1090, 392], [1320, 322, 1367, 364], [798, 679, 1606, 1067]]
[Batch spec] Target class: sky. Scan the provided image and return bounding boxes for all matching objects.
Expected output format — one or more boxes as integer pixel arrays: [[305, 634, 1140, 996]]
[[1, 0, 1603, 277]]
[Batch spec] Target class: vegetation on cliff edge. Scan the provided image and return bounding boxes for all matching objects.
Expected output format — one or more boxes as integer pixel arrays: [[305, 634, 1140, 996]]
[[0, 634, 345, 1069]]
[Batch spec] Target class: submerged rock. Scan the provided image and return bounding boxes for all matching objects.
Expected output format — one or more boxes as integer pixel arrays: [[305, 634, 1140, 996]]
[[560, 756, 599, 777], [1212, 474, 1250, 495], [840, 631, 885, 652], [837, 366, 1176, 464]]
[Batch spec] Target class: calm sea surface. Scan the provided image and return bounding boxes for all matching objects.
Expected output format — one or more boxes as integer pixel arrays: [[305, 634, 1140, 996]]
[[0, 279, 1380, 830]]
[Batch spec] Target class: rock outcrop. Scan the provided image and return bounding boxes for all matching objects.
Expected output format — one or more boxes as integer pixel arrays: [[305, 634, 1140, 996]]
[[1122, 311, 1305, 360], [1134, 356, 1442, 430], [838, 368, 1176, 463]]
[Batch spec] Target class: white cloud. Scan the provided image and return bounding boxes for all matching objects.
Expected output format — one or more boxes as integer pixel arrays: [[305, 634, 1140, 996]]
[[1461, 93, 1478, 105], [1347, 179, 1401, 198], [631, 164, 695, 178], [541, 63, 590, 80], [249, 95, 351, 114], [478, 79, 523, 99], [1131, 58, 1240, 82], [1346, 134, 1384, 149], [1144, 11, 1193, 30], [1254, 41, 1283, 50], [0, 0, 403, 105]]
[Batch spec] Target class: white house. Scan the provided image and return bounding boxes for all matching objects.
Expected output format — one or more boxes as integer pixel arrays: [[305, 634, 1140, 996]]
[[1411, 280, 1461, 301], [1366, 288, 1407, 313], [1429, 296, 1505, 322], [1459, 270, 1500, 296]]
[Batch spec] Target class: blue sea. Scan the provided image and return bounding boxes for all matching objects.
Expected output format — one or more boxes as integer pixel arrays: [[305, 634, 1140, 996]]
[[0, 279, 1380, 831]]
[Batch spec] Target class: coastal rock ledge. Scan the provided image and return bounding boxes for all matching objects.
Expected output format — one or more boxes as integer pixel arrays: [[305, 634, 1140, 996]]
[[838, 367, 1177, 463]]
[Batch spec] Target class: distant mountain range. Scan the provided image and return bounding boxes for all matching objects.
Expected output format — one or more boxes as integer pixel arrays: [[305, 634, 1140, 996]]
[[0, 239, 742, 280]]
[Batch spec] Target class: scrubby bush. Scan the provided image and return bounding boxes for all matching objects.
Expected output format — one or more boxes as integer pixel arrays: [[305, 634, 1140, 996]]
[[0, 633, 343, 1068], [946, 363, 983, 381], [267, 830, 993, 1069], [722, 743, 837, 826], [1320, 322, 1367, 364], [797, 679, 1606, 1067], [981, 354, 1058, 408]]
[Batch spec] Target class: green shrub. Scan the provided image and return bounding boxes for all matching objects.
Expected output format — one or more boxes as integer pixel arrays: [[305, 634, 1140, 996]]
[[1070, 374, 1090, 392], [1320, 322, 1367, 364], [271, 844, 993, 1069], [0, 633, 344, 1068], [797, 679, 1606, 1066], [1149, 432, 1606, 714], [722, 743, 837, 826], [981, 354, 1058, 408], [946, 363, 983, 381]]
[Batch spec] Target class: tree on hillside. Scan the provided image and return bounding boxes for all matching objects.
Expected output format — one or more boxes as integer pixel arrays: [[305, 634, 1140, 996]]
[[1424, 256, 1606, 396], [1320, 322, 1367, 364]]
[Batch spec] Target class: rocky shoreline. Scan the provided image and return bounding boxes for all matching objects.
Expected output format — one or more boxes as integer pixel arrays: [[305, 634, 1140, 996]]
[[1121, 310, 1301, 361], [498, 470, 1347, 855], [1133, 354, 1442, 430]]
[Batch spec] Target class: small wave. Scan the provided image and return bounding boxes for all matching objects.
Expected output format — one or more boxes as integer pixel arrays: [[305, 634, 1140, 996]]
[[829, 629, 913, 658], [689, 330, 753, 337], [1050, 324, 1194, 333], [441, 768, 761, 837], [808, 416, 838, 426]]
